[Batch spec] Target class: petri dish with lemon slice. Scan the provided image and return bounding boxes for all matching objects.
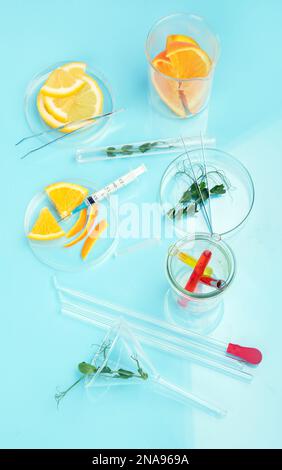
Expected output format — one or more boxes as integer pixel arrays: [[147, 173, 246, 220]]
[[146, 13, 220, 118], [24, 61, 114, 147]]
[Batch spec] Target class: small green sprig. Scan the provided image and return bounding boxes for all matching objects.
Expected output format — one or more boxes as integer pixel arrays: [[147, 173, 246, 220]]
[[105, 140, 172, 157], [167, 164, 230, 220], [55, 343, 148, 407]]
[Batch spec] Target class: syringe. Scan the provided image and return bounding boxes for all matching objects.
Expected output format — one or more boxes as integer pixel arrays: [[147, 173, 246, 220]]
[[59, 164, 147, 221]]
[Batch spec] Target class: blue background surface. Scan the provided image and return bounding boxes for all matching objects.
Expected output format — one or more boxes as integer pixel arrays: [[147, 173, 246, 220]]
[[1, 0, 282, 449]]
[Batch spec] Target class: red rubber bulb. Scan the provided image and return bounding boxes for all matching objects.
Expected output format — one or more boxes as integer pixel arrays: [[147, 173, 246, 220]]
[[227, 343, 263, 365]]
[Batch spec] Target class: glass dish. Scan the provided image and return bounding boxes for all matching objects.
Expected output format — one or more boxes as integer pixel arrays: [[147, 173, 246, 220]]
[[24, 179, 118, 272], [145, 13, 220, 118], [24, 61, 114, 147], [160, 147, 255, 237], [165, 234, 236, 333]]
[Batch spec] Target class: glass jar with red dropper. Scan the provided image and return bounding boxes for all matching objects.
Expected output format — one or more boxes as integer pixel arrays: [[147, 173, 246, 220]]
[[165, 233, 236, 333]]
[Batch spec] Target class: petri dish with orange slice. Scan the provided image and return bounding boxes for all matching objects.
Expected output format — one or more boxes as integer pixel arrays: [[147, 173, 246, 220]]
[[24, 179, 118, 272], [24, 61, 114, 148], [145, 13, 220, 118]]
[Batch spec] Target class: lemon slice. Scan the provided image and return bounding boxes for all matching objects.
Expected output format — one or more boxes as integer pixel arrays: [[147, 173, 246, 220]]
[[37, 93, 91, 133], [28, 207, 65, 240], [43, 74, 103, 123], [45, 182, 89, 218], [41, 62, 86, 98]]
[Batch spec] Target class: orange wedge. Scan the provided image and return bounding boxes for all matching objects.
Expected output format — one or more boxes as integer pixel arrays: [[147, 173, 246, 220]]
[[166, 42, 211, 79], [81, 219, 108, 260], [45, 182, 88, 219], [28, 207, 65, 241], [65, 208, 87, 238], [151, 71, 186, 117], [180, 80, 210, 114], [166, 34, 199, 49], [64, 205, 98, 248], [152, 51, 175, 77]]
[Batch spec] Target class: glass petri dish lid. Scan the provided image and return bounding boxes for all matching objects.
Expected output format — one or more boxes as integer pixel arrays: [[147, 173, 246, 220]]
[[24, 179, 118, 272], [160, 148, 255, 237], [24, 61, 114, 147]]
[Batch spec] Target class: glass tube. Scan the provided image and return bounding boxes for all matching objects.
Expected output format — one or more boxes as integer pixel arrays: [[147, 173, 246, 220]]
[[76, 136, 215, 163]]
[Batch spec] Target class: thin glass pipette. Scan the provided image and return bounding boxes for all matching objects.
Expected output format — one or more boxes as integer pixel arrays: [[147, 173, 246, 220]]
[[200, 132, 213, 231], [180, 136, 213, 235]]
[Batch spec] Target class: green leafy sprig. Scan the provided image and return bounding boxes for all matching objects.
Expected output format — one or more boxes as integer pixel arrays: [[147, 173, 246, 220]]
[[168, 164, 230, 220], [106, 140, 173, 157], [55, 342, 148, 407]]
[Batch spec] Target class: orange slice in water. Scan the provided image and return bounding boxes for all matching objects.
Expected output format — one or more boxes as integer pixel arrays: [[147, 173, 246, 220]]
[[166, 42, 211, 79], [65, 208, 87, 238], [45, 182, 89, 219], [152, 51, 175, 77], [64, 205, 98, 248], [28, 207, 65, 241], [81, 219, 108, 260], [151, 70, 186, 117], [166, 34, 200, 49], [180, 80, 210, 114]]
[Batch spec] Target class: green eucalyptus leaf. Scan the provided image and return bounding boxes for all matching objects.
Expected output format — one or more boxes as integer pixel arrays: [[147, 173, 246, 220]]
[[139, 142, 152, 153], [210, 184, 226, 195], [117, 368, 135, 378], [179, 189, 193, 204], [101, 365, 112, 374], [121, 145, 134, 155], [106, 146, 116, 157], [78, 362, 97, 375]]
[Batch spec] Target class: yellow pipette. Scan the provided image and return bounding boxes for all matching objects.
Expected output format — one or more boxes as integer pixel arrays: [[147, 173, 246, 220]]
[[177, 251, 213, 276]]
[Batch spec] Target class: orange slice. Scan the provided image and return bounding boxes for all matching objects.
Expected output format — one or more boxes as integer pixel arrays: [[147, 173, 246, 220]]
[[166, 34, 199, 49], [81, 219, 108, 260], [45, 182, 89, 219], [152, 51, 175, 78], [151, 70, 186, 117], [64, 205, 98, 248], [28, 207, 65, 241], [65, 208, 87, 238], [166, 42, 211, 79], [180, 80, 210, 114]]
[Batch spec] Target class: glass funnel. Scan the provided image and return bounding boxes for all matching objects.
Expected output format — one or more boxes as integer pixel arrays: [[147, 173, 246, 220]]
[[84, 321, 226, 417]]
